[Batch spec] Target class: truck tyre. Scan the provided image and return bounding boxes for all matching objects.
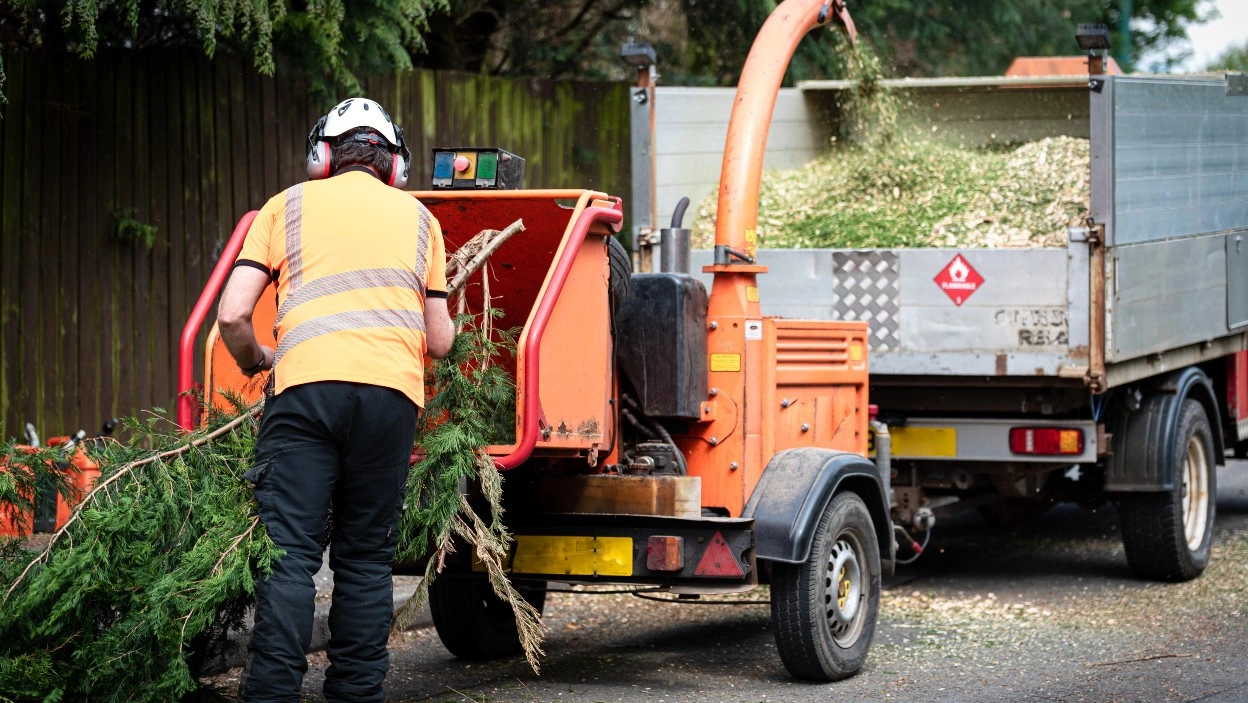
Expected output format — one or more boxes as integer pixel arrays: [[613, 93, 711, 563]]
[[429, 576, 547, 660], [771, 491, 881, 681], [1119, 399, 1216, 582]]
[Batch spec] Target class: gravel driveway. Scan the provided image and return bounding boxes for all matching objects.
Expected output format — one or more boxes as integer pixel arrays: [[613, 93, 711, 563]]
[[208, 461, 1248, 702]]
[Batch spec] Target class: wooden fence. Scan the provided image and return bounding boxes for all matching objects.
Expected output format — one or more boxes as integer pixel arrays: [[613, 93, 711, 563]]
[[0, 51, 632, 440]]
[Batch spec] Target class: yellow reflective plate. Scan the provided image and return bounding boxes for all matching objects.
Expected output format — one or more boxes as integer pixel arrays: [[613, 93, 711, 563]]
[[511, 536, 633, 577], [868, 426, 957, 458]]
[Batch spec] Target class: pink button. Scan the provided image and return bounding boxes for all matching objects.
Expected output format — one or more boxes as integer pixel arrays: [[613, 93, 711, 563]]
[[454, 156, 471, 173]]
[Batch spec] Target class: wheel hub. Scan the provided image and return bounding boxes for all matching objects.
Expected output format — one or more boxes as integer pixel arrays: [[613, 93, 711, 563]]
[[825, 539, 861, 633], [1181, 433, 1210, 552]]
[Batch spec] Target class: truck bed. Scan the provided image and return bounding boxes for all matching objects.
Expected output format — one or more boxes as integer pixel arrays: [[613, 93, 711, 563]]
[[694, 73, 1248, 390]]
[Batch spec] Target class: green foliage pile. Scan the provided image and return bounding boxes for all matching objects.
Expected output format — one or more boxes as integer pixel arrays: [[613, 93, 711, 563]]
[[0, 313, 536, 701], [692, 137, 1091, 250], [693, 42, 1090, 251]]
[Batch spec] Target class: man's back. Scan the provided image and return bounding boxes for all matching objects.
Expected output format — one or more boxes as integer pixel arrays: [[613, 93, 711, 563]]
[[218, 98, 454, 703], [239, 170, 448, 406]]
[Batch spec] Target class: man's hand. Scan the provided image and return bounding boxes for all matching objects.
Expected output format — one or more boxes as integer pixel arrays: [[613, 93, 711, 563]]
[[241, 346, 275, 377]]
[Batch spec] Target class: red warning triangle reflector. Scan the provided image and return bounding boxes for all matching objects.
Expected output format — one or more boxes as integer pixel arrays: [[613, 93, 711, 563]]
[[694, 531, 744, 578]]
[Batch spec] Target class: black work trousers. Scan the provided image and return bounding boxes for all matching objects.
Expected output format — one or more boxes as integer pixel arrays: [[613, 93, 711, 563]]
[[241, 381, 417, 703]]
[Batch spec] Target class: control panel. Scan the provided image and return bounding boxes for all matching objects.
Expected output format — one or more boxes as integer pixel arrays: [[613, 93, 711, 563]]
[[431, 147, 525, 189]]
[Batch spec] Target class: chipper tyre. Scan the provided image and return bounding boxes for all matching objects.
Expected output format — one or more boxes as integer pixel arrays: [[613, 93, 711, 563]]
[[1119, 399, 1217, 582], [429, 576, 547, 660], [771, 491, 881, 681], [607, 235, 631, 319]]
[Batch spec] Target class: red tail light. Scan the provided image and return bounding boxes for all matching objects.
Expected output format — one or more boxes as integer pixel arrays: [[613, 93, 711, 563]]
[[1009, 427, 1083, 455]]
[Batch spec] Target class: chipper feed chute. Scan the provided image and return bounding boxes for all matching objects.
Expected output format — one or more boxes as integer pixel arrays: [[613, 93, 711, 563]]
[[184, 190, 624, 475]]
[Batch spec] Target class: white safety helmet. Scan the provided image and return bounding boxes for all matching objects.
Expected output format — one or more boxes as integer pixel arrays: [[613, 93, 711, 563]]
[[305, 97, 411, 188]]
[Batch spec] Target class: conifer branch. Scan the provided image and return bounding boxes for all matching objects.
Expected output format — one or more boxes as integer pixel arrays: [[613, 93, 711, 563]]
[[0, 219, 537, 696], [4, 404, 263, 604]]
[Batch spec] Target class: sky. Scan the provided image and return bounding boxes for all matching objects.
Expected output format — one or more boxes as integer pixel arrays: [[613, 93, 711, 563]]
[[1142, 0, 1248, 71]]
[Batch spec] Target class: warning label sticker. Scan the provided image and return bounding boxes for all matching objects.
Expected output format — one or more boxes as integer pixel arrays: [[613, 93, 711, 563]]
[[710, 353, 741, 372], [934, 254, 984, 307]]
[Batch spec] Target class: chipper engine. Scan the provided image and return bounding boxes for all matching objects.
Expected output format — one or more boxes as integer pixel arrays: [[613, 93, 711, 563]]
[[179, 0, 891, 681]]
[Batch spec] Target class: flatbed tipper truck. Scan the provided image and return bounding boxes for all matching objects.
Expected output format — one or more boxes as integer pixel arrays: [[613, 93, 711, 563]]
[[694, 69, 1248, 581]]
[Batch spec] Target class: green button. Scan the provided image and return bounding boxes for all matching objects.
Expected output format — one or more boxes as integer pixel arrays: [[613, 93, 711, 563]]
[[476, 151, 498, 180]]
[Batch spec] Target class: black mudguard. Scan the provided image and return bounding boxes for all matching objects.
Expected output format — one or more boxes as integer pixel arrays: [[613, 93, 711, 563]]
[[1106, 366, 1225, 492], [742, 447, 895, 576]]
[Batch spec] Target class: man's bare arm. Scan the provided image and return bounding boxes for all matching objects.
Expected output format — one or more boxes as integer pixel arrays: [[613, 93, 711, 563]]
[[218, 267, 274, 375], [425, 297, 455, 359]]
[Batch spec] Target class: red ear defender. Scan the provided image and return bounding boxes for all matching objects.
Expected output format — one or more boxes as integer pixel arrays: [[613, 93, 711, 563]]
[[388, 152, 408, 189], [305, 141, 333, 180]]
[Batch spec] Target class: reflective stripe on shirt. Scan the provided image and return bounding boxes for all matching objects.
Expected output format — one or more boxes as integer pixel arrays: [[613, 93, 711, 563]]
[[275, 268, 423, 325], [275, 308, 426, 365], [284, 184, 306, 291]]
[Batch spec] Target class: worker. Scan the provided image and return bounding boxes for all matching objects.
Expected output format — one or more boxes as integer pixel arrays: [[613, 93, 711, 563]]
[[216, 97, 455, 703]]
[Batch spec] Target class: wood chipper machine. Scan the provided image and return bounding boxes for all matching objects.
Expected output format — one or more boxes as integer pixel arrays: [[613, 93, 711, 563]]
[[176, 0, 891, 681]]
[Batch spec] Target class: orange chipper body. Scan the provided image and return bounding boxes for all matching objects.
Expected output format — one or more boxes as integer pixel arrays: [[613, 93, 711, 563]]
[[179, 0, 886, 681], [185, 0, 866, 519], [692, 0, 863, 515]]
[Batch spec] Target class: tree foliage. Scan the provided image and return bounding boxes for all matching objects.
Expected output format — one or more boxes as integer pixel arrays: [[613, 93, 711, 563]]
[[419, 0, 647, 80], [1206, 40, 1248, 72], [0, 0, 1215, 96], [671, 0, 1210, 84], [0, 0, 447, 97]]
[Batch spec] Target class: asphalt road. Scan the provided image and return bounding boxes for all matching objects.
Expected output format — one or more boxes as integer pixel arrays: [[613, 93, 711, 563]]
[[212, 462, 1248, 702]]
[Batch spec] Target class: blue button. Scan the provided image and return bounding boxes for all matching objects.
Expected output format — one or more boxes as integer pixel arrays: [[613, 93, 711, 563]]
[[433, 151, 456, 179]]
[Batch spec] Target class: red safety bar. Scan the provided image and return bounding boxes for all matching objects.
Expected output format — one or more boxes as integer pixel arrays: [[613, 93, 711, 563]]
[[177, 211, 259, 431], [494, 203, 624, 471], [176, 202, 623, 460]]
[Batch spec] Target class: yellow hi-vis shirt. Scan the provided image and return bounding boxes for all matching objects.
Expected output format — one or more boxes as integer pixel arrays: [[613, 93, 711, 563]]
[[234, 170, 448, 407]]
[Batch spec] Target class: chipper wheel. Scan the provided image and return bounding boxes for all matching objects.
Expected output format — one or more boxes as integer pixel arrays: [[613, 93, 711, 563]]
[[1119, 399, 1217, 582], [429, 576, 547, 660], [607, 234, 631, 319], [771, 491, 881, 681]]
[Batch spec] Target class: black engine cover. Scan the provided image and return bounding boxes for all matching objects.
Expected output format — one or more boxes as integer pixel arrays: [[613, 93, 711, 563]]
[[616, 273, 708, 420]]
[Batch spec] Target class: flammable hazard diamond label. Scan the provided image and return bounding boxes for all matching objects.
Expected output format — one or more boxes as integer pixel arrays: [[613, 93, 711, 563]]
[[934, 254, 984, 307]]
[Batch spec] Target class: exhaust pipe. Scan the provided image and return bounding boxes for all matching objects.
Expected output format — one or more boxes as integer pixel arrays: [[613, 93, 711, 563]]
[[660, 196, 692, 274]]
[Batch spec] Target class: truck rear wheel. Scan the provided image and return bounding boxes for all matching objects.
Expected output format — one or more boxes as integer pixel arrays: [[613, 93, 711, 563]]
[[770, 491, 880, 681], [1119, 399, 1216, 581], [429, 576, 547, 660]]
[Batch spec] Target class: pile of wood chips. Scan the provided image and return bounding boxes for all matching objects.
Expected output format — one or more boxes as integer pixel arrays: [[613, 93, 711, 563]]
[[692, 136, 1091, 250]]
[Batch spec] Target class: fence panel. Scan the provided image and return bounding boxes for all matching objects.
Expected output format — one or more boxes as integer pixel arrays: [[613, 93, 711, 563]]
[[0, 52, 631, 439]]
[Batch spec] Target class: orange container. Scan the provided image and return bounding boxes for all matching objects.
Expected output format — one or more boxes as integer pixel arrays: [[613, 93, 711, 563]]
[[0, 439, 101, 538], [47, 437, 102, 531]]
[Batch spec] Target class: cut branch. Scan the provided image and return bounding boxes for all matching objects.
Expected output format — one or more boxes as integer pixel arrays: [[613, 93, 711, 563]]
[[4, 404, 264, 604], [447, 218, 525, 296]]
